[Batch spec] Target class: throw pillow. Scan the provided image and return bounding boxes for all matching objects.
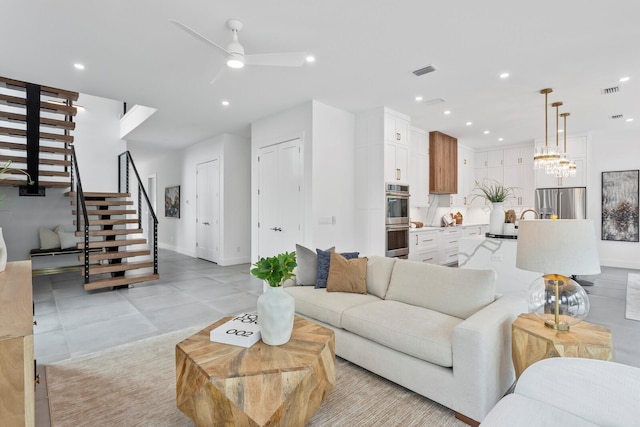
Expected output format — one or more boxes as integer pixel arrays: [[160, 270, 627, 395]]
[[39, 225, 62, 250], [295, 244, 335, 286], [57, 227, 78, 250], [326, 252, 368, 294], [315, 248, 359, 289]]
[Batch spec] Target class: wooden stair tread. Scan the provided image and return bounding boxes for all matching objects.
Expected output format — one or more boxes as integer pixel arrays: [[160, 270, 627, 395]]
[[0, 93, 77, 116], [0, 110, 76, 130], [0, 178, 69, 188], [0, 154, 71, 166], [83, 274, 160, 291], [74, 218, 138, 226], [83, 261, 155, 276], [3, 168, 69, 177], [84, 249, 151, 261], [0, 141, 72, 155], [67, 191, 130, 198], [78, 238, 147, 249], [0, 76, 79, 101], [71, 199, 134, 206], [72, 209, 137, 216], [0, 125, 74, 143], [75, 228, 143, 237]]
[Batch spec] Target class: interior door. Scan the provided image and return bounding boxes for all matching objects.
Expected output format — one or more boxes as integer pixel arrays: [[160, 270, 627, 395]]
[[196, 159, 220, 262], [258, 138, 302, 258]]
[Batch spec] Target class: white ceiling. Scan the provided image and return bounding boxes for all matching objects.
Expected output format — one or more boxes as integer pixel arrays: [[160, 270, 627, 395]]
[[2, 1, 639, 151]]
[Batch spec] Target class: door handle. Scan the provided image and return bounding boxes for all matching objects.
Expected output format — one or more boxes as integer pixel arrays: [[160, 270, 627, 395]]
[[203, 222, 210, 225], [270, 227, 282, 232]]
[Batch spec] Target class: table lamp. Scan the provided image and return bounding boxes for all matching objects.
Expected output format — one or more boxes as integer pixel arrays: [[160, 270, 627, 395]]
[[516, 219, 600, 331]]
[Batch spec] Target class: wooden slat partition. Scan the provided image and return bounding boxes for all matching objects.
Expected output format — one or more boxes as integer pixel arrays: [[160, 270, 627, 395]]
[[0, 94, 77, 116], [0, 110, 76, 130], [0, 76, 79, 101]]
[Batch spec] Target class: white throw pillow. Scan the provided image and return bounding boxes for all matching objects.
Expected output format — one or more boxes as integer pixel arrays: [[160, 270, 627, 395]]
[[57, 227, 78, 250], [39, 226, 61, 250]]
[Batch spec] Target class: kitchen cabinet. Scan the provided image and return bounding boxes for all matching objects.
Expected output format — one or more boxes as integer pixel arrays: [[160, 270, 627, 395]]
[[451, 145, 474, 206], [439, 227, 461, 266], [409, 229, 439, 264], [385, 113, 409, 145], [384, 142, 409, 183], [0, 261, 35, 427], [429, 131, 458, 194], [534, 136, 587, 188], [409, 127, 429, 207], [488, 150, 504, 168]]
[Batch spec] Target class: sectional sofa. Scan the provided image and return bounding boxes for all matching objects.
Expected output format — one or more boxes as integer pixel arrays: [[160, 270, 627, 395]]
[[284, 255, 527, 424]]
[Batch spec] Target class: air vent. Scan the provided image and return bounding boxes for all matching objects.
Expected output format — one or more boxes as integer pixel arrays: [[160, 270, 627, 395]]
[[423, 97, 446, 106], [601, 86, 621, 95], [610, 114, 624, 120], [412, 65, 437, 76]]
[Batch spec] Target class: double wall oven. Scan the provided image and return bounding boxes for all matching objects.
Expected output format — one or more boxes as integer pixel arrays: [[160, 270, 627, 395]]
[[385, 184, 410, 258]]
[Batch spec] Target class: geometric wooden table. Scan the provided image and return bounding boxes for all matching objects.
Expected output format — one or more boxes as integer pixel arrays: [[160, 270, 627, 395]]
[[176, 315, 335, 426], [512, 312, 614, 379]]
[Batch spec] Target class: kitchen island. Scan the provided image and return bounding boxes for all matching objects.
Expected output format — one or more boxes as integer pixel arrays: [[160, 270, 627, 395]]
[[458, 235, 540, 295]]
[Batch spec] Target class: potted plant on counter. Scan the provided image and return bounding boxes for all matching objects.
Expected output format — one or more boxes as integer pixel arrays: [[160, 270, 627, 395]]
[[250, 251, 297, 345], [470, 178, 517, 235]]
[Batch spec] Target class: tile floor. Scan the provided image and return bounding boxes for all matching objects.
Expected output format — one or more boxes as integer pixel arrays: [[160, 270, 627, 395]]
[[32, 249, 640, 426]]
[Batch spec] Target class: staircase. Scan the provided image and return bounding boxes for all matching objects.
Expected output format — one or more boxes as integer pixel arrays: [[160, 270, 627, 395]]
[[1, 76, 159, 291]]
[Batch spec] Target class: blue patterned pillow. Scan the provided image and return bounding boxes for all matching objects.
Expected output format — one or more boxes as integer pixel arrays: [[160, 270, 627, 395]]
[[315, 249, 359, 289]]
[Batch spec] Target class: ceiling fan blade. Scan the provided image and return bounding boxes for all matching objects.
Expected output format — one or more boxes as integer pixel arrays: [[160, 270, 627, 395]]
[[244, 52, 307, 67], [168, 19, 230, 56], [210, 67, 226, 85]]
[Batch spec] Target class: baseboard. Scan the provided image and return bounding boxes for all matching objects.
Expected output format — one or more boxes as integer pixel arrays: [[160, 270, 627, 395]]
[[218, 255, 251, 266], [455, 412, 480, 427]]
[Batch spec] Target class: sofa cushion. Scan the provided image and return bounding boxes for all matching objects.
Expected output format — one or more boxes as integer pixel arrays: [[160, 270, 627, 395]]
[[284, 286, 380, 328], [365, 256, 396, 299], [327, 253, 367, 294], [315, 249, 359, 289], [342, 300, 462, 367], [385, 260, 495, 319], [295, 244, 334, 285]]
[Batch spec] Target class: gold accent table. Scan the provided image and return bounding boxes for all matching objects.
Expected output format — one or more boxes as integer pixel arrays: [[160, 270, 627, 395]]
[[176, 315, 335, 426], [512, 312, 614, 378]]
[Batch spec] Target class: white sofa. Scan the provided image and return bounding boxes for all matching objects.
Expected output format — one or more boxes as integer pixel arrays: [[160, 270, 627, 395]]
[[284, 255, 527, 423], [481, 357, 640, 426]]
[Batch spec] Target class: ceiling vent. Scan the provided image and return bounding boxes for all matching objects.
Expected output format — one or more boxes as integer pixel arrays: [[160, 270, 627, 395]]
[[423, 97, 446, 106], [412, 65, 437, 76], [610, 114, 624, 120], [601, 86, 621, 95]]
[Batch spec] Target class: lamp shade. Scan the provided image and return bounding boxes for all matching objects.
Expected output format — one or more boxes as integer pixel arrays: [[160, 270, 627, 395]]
[[516, 219, 601, 276]]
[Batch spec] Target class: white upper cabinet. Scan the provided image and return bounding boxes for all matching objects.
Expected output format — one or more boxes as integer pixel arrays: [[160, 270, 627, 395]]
[[487, 150, 504, 167], [383, 110, 411, 183], [385, 112, 409, 145]]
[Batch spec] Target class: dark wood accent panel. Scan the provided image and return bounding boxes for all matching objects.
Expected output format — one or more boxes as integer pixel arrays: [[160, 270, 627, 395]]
[[429, 131, 458, 194]]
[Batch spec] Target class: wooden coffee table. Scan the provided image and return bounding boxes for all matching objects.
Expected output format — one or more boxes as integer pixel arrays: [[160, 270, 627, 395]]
[[176, 315, 335, 426]]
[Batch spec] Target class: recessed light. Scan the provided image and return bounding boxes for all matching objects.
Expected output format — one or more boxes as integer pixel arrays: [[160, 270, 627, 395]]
[[221, 100, 230, 106], [415, 96, 423, 101], [483, 130, 490, 134], [305, 55, 315, 63], [619, 76, 630, 83], [627, 118, 634, 122], [559, 129, 564, 133], [499, 72, 510, 79], [498, 138, 504, 141], [444, 110, 451, 115], [466, 121, 472, 126], [73, 63, 85, 70]]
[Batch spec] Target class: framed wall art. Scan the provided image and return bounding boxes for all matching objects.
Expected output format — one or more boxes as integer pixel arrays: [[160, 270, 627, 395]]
[[165, 185, 180, 218], [602, 170, 639, 242]]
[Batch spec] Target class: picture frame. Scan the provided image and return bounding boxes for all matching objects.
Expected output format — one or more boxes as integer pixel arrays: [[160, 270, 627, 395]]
[[602, 170, 639, 242], [165, 185, 180, 218]]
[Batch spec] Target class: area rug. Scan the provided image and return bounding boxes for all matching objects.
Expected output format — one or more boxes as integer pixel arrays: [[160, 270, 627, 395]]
[[626, 273, 640, 321], [46, 326, 465, 426]]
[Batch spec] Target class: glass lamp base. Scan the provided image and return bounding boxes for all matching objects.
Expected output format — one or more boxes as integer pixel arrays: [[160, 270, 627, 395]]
[[544, 319, 570, 331]]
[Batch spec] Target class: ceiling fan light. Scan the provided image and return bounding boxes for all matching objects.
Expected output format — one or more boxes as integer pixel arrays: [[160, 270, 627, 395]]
[[227, 55, 245, 69]]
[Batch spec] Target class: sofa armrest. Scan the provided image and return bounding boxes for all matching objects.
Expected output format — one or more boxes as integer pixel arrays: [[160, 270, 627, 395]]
[[515, 358, 640, 427], [452, 294, 527, 422]]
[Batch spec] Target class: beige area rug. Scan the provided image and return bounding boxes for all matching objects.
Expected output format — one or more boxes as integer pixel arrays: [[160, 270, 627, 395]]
[[47, 326, 466, 427], [626, 273, 640, 321]]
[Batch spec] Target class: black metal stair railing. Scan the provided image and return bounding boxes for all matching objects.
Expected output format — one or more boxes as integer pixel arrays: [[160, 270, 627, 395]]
[[118, 151, 158, 275], [69, 145, 91, 284]]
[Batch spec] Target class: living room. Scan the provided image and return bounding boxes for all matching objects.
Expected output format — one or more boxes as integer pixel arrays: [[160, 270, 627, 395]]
[[1, 1, 640, 426]]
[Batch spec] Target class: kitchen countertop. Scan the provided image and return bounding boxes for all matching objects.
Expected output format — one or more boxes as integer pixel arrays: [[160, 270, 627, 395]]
[[410, 224, 488, 232]]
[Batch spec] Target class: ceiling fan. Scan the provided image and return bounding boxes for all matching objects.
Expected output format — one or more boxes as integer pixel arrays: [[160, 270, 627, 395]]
[[169, 18, 310, 71]]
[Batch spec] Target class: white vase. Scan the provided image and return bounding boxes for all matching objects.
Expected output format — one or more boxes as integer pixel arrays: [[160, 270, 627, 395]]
[[0, 227, 6, 272], [257, 285, 295, 346], [490, 202, 505, 235]]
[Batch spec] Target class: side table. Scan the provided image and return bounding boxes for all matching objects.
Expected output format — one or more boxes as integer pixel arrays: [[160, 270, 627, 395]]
[[512, 312, 614, 378]]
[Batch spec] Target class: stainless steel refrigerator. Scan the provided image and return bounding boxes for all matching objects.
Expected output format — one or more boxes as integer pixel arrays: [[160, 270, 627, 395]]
[[535, 187, 587, 219]]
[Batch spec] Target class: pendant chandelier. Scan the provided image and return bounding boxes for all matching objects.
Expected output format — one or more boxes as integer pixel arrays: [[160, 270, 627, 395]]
[[558, 112, 577, 177], [534, 88, 560, 170]]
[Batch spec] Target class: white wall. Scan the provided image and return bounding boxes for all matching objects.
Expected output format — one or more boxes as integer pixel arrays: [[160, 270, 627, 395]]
[[250, 100, 357, 261], [588, 128, 640, 268], [134, 133, 251, 265], [1, 93, 125, 262]]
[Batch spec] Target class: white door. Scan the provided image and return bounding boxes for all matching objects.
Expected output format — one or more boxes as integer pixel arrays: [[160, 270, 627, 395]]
[[258, 138, 302, 258], [196, 160, 220, 262]]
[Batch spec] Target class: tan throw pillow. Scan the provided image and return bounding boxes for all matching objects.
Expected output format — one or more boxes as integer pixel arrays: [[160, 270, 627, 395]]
[[326, 252, 368, 294]]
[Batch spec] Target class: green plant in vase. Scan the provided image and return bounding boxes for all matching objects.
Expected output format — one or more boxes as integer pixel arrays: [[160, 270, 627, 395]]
[[250, 251, 297, 287], [470, 178, 517, 204]]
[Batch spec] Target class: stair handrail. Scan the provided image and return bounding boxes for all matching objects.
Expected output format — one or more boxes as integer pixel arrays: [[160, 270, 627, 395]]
[[118, 151, 158, 275], [70, 145, 91, 284]]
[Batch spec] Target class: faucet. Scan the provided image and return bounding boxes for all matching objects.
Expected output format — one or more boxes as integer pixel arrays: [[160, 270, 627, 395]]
[[520, 209, 540, 220]]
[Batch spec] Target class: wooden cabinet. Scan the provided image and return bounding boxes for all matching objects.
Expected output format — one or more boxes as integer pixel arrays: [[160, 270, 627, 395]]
[[0, 261, 35, 427], [429, 131, 458, 194], [409, 127, 429, 207]]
